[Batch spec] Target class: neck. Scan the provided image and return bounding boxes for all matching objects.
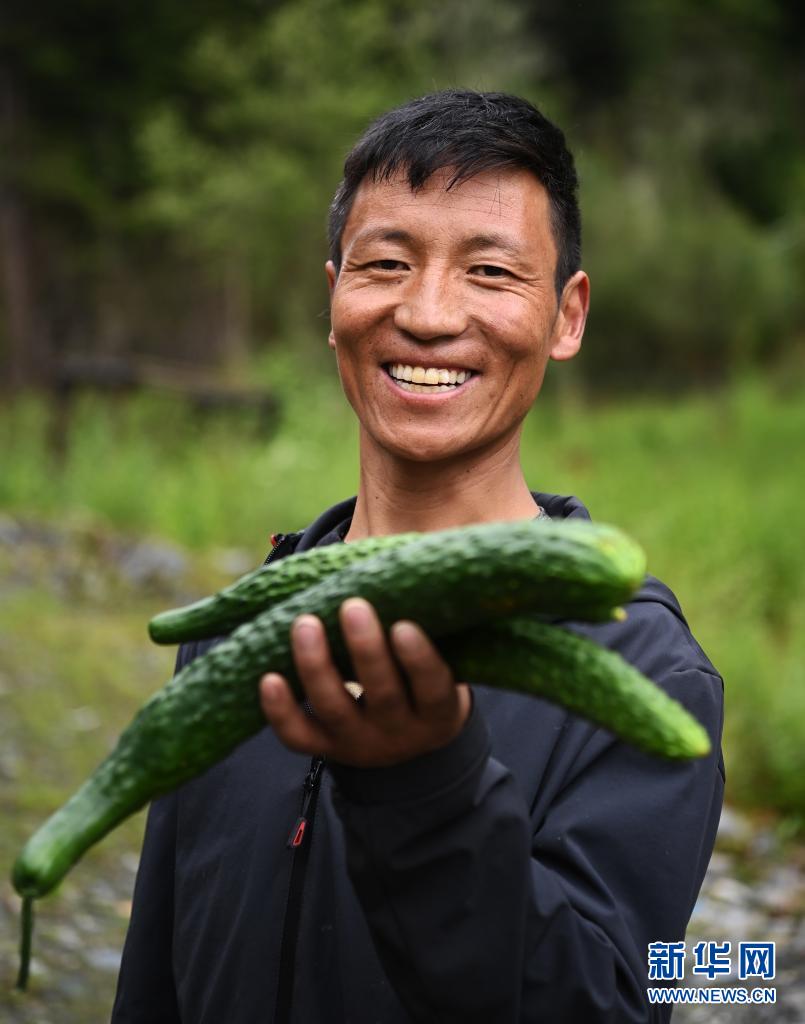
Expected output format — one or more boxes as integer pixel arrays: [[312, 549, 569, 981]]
[[344, 429, 540, 540]]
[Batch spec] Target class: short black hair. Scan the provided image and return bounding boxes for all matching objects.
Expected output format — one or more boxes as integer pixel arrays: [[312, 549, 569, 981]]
[[327, 90, 581, 296]]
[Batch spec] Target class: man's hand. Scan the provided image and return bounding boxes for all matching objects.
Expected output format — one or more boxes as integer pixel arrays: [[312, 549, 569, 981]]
[[259, 597, 471, 767]]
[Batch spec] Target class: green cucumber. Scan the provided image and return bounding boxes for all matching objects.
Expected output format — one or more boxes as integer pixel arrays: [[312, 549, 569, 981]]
[[148, 532, 418, 644], [443, 619, 711, 760], [148, 517, 641, 645], [13, 518, 647, 907], [12, 607, 710, 989]]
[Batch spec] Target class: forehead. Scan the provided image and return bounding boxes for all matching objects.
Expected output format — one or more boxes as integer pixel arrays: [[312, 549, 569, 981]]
[[341, 166, 555, 256]]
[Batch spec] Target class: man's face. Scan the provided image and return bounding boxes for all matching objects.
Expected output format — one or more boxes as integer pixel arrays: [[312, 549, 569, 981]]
[[326, 166, 588, 465]]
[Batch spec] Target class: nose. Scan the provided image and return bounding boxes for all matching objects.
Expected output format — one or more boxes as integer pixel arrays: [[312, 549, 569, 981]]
[[392, 265, 468, 341]]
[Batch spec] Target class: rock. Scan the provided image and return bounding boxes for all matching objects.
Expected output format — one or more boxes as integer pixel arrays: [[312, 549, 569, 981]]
[[0, 514, 23, 546], [717, 805, 755, 853], [212, 546, 254, 578], [82, 947, 121, 973], [679, 806, 805, 1022], [50, 925, 84, 951], [66, 706, 101, 732], [0, 515, 194, 601], [116, 540, 188, 591], [756, 865, 805, 915], [119, 852, 140, 876], [749, 828, 780, 860], [707, 875, 756, 907]]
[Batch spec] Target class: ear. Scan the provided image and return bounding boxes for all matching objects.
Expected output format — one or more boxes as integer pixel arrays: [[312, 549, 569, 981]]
[[325, 260, 337, 350], [325, 259, 337, 295], [549, 270, 589, 362]]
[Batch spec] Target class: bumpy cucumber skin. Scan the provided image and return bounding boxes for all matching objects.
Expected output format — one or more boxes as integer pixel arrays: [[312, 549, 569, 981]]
[[148, 532, 419, 644], [149, 518, 643, 644], [13, 519, 646, 900], [444, 619, 711, 760]]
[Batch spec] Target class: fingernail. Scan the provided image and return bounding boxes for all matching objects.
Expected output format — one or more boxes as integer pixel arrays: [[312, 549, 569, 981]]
[[391, 620, 420, 647], [293, 616, 320, 650], [262, 673, 282, 700], [341, 598, 372, 631]]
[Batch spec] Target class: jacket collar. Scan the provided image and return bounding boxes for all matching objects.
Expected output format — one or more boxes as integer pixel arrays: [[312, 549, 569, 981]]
[[291, 490, 590, 554]]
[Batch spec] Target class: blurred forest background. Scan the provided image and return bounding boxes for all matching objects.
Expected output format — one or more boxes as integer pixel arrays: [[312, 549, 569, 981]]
[[1, 1, 805, 1018], [3, 0, 805, 390]]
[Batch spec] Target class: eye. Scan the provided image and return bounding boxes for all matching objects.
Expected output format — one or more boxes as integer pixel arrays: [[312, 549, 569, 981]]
[[369, 259, 407, 271], [471, 264, 511, 278]]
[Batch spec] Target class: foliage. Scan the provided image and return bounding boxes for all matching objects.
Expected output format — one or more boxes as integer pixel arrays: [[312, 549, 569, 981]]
[[579, 154, 800, 388], [132, 0, 534, 338], [1, 0, 802, 385], [0, 371, 803, 817]]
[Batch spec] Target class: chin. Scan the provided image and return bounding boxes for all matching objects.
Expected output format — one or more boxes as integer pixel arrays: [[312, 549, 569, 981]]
[[378, 431, 474, 465]]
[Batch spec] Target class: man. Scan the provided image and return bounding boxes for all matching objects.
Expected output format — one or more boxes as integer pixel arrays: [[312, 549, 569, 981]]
[[113, 90, 724, 1023]]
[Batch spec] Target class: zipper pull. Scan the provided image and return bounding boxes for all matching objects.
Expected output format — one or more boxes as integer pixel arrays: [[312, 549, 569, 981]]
[[287, 816, 307, 848], [286, 756, 325, 850]]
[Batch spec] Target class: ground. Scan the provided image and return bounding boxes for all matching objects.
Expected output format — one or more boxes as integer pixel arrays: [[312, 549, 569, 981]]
[[1, 516, 802, 1022]]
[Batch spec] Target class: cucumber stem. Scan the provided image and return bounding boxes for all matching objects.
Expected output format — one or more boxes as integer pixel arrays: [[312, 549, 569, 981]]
[[16, 896, 34, 991]]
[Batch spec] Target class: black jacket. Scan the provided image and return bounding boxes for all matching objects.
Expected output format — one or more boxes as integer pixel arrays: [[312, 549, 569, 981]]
[[112, 492, 725, 1023]]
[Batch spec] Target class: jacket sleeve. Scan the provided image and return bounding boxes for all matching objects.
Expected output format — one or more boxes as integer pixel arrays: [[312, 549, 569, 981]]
[[329, 655, 724, 1022], [111, 643, 200, 1024]]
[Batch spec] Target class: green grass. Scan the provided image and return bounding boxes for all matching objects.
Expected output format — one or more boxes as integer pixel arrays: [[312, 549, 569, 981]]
[[520, 379, 805, 820], [0, 366, 803, 823], [0, 369, 358, 557], [0, 584, 176, 1018]]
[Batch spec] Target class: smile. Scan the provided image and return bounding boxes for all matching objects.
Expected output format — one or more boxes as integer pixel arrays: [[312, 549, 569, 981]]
[[385, 363, 474, 394]]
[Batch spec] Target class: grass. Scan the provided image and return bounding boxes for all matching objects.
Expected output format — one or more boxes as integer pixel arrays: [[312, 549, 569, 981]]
[[0, 561, 232, 1018], [0, 364, 803, 824], [0, 366, 801, 1016], [0, 587, 169, 1017]]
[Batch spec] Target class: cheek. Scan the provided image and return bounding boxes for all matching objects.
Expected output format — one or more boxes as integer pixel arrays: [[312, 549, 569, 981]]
[[331, 299, 386, 368], [492, 319, 552, 408], [495, 323, 550, 375], [481, 296, 551, 356], [331, 284, 388, 333]]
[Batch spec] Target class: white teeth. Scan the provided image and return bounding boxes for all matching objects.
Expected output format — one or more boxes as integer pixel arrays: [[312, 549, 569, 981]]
[[387, 364, 474, 393], [388, 365, 472, 381]]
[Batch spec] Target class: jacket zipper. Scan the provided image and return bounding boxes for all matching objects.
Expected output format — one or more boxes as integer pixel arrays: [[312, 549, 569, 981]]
[[264, 532, 288, 565], [286, 754, 325, 848], [265, 529, 327, 1023], [275, 753, 326, 1024]]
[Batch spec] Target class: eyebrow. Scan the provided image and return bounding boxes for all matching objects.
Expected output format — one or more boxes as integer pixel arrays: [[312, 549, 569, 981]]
[[349, 227, 417, 250], [459, 232, 526, 261], [349, 227, 526, 261]]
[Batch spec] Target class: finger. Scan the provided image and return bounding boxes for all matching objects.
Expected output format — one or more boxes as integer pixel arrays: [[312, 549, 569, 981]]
[[390, 620, 458, 719], [340, 598, 410, 723], [260, 672, 332, 754], [291, 615, 357, 733]]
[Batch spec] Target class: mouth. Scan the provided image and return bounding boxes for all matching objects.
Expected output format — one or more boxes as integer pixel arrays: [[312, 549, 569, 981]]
[[384, 362, 475, 394]]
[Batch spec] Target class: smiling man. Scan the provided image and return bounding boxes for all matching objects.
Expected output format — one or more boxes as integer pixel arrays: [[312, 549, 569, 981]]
[[325, 164, 585, 475], [113, 91, 724, 1024]]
